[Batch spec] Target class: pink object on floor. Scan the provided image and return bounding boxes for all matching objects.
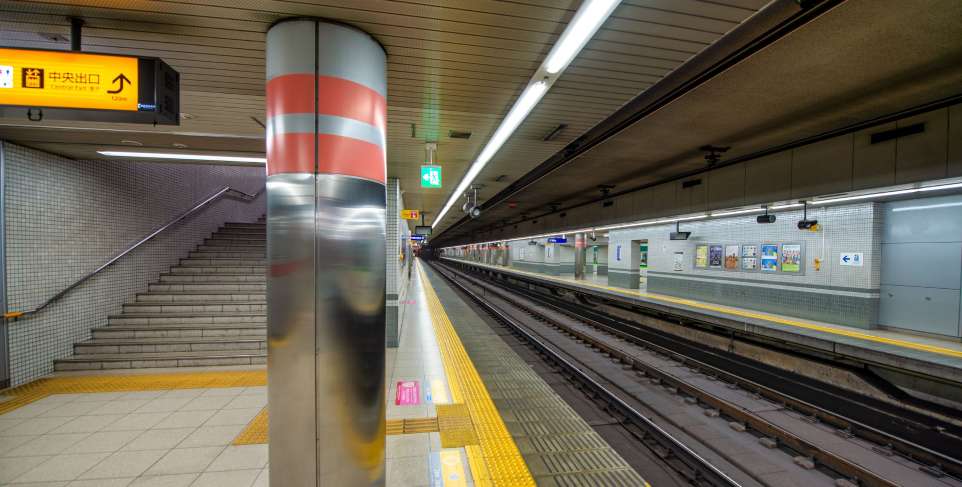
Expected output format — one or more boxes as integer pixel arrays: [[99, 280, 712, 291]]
[[395, 380, 420, 405]]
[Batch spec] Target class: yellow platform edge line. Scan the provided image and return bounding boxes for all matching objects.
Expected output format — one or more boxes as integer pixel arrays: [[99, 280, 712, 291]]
[[230, 408, 439, 445], [0, 370, 267, 415], [417, 262, 536, 487], [448, 259, 962, 360]]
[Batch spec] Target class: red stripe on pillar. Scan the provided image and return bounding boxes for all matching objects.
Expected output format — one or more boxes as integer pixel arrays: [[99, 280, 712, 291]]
[[266, 74, 314, 117], [267, 132, 385, 183], [267, 74, 386, 130]]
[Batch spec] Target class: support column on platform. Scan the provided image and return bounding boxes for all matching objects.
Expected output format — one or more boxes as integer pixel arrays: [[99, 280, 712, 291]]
[[266, 19, 387, 487], [574, 233, 586, 280]]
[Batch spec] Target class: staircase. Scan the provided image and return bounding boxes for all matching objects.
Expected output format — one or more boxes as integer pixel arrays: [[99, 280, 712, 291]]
[[54, 219, 267, 371]]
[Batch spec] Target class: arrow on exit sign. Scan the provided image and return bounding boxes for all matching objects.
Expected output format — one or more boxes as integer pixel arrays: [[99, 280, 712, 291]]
[[421, 165, 442, 188]]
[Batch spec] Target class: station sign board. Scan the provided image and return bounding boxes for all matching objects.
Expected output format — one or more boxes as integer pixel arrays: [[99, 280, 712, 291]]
[[400, 209, 420, 220], [0, 47, 180, 124], [839, 252, 863, 267], [411, 235, 426, 241], [421, 165, 442, 188], [547, 236, 567, 243]]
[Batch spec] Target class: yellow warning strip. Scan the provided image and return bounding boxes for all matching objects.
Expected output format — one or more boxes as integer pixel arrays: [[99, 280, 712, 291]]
[[452, 259, 962, 360], [0, 370, 266, 415], [231, 408, 440, 445], [418, 262, 535, 487]]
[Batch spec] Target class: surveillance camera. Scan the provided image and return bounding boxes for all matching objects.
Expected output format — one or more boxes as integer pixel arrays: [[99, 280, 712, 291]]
[[797, 219, 818, 230], [469, 207, 482, 219], [757, 214, 776, 224]]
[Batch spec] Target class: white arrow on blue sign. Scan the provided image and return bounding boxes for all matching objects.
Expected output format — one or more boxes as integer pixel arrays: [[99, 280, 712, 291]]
[[839, 252, 863, 267]]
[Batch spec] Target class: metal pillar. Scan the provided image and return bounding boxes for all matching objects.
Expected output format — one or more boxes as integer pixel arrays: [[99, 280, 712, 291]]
[[266, 19, 387, 487], [574, 233, 586, 280]]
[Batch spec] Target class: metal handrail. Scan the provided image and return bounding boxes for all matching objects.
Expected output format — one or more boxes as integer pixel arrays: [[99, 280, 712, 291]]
[[3, 185, 262, 320]]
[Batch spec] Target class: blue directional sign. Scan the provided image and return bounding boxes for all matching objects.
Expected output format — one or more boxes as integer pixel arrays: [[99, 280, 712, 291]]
[[547, 236, 567, 243], [411, 235, 426, 241], [839, 252, 863, 266]]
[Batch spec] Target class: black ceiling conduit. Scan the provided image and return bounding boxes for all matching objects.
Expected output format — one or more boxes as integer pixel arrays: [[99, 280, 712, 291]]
[[433, 0, 845, 246]]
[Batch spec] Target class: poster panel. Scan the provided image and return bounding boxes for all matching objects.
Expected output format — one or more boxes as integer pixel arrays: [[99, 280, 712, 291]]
[[724, 245, 739, 271], [694, 245, 709, 268], [741, 244, 759, 271], [708, 244, 723, 269], [760, 244, 779, 272], [673, 251, 684, 271], [780, 243, 803, 273]]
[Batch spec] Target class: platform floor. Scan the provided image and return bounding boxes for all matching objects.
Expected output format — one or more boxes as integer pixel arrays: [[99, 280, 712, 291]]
[[2, 259, 642, 486], [444, 258, 962, 374]]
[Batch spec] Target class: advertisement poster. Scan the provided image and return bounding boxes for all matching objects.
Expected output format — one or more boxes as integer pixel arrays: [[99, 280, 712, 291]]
[[741, 245, 758, 271], [708, 245, 723, 268], [694, 245, 708, 268], [724, 245, 739, 270], [760, 244, 779, 272], [673, 251, 684, 271], [781, 244, 802, 273]]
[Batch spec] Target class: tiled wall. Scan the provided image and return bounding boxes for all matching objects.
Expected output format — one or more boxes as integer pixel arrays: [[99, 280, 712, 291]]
[[385, 178, 412, 348], [2, 142, 265, 386], [609, 203, 882, 327]]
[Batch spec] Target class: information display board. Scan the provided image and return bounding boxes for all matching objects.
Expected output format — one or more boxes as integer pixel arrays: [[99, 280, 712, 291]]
[[780, 243, 803, 273], [694, 245, 708, 268], [400, 209, 420, 220], [708, 245, 723, 269], [0, 47, 179, 124], [724, 245, 739, 271], [760, 244, 779, 272], [741, 245, 759, 271]]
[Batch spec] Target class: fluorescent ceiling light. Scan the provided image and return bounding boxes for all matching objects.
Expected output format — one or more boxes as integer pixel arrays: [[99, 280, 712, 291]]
[[544, 0, 621, 74], [810, 182, 962, 205], [770, 203, 804, 210], [710, 208, 765, 217], [432, 0, 620, 229], [892, 201, 962, 212], [98, 151, 266, 164]]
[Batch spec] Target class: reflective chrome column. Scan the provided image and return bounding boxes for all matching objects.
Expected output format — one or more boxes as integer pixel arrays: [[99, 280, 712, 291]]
[[266, 19, 387, 487], [574, 233, 586, 280]]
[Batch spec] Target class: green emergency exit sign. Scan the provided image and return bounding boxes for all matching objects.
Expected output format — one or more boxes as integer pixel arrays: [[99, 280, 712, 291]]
[[421, 165, 442, 188]]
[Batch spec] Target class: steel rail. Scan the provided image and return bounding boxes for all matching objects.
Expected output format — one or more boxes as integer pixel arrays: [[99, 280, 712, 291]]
[[431, 262, 744, 487], [4, 185, 262, 320], [442, 260, 962, 482]]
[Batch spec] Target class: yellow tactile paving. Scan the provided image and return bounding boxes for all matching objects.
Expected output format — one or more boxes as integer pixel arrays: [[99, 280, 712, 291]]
[[231, 408, 440, 445], [418, 262, 536, 487], [452, 259, 962, 360], [0, 370, 266, 416]]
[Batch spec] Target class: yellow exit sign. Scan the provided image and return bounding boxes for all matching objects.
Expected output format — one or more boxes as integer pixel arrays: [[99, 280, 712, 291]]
[[401, 209, 420, 220], [0, 48, 139, 111]]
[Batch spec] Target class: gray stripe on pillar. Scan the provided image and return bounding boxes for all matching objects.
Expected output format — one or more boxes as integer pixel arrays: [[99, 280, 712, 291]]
[[268, 113, 386, 148], [266, 19, 316, 77]]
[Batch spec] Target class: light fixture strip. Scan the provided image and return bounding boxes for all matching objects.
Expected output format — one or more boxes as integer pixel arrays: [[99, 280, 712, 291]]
[[432, 0, 621, 228], [98, 151, 266, 164]]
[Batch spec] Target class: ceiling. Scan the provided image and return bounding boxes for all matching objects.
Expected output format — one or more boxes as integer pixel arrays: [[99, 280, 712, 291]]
[[435, 0, 962, 244], [0, 0, 768, 229]]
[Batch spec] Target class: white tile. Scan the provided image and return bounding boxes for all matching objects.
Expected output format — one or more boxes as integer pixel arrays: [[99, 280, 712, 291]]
[[1, 401, 63, 419], [68, 477, 133, 486], [191, 469, 260, 487], [222, 396, 265, 410], [385, 456, 430, 487], [6, 481, 68, 487], [123, 427, 194, 451], [4, 433, 88, 457], [0, 455, 51, 483], [127, 473, 198, 487], [251, 468, 268, 487], [199, 388, 247, 397], [0, 417, 22, 434], [241, 387, 266, 396], [12, 452, 111, 483], [153, 410, 215, 430], [203, 408, 260, 427], [102, 413, 170, 432], [135, 397, 192, 413], [206, 445, 268, 472], [386, 433, 429, 459], [79, 449, 167, 480], [72, 392, 128, 402], [0, 433, 36, 455], [63, 430, 140, 454], [4, 416, 72, 436], [160, 389, 206, 399], [179, 425, 244, 448], [143, 447, 224, 475], [179, 396, 233, 411], [119, 391, 166, 401], [41, 401, 107, 417], [90, 400, 150, 416], [50, 415, 123, 434]]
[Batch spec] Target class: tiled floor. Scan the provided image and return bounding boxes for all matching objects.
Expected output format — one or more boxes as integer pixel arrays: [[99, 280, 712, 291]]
[[0, 387, 268, 486], [385, 267, 473, 487]]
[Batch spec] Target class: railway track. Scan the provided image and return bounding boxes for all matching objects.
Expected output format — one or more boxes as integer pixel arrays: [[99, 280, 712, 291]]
[[431, 260, 962, 487]]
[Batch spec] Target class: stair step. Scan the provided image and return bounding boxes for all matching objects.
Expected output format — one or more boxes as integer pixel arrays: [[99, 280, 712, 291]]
[[54, 350, 267, 371], [149, 283, 265, 292], [123, 301, 266, 313], [213, 230, 266, 237], [204, 237, 264, 244], [159, 274, 265, 283], [93, 324, 265, 339], [170, 266, 263, 275], [135, 292, 265, 303], [188, 251, 265, 259], [180, 258, 266, 267], [109, 313, 265, 325], [224, 223, 266, 229], [75, 337, 265, 355]]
